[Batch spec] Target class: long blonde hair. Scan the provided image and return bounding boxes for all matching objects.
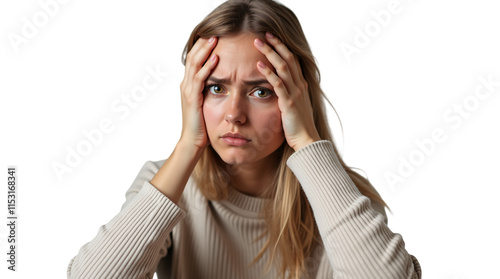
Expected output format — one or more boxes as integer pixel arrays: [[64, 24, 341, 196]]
[[182, 0, 389, 278]]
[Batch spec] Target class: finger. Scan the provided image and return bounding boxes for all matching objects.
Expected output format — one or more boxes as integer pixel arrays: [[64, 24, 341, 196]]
[[188, 37, 217, 80], [256, 60, 290, 101], [191, 53, 219, 96], [186, 37, 218, 83], [190, 37, 210, 57], [184, 37, 208, 78], [254, 37, 294, 91], [264, 32, 304, 86], [186, 37, 215, 82]]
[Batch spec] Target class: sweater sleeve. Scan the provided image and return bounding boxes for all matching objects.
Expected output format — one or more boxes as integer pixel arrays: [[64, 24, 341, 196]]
[[287, 140, 422, 279], [67, 161, 186, 279]]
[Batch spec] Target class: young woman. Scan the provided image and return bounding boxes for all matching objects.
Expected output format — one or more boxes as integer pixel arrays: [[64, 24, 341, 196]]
[[68, 0, 421, 278]]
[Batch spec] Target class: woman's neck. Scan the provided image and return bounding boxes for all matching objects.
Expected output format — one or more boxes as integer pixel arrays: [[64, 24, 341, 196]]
[[227, 150, 281, 198]]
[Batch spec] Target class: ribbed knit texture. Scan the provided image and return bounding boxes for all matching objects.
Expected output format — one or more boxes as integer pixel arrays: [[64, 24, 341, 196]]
[[67, 140, 421, 279]]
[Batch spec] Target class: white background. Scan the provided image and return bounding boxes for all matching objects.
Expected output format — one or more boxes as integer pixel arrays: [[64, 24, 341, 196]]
[[1, 0, 499, 278]]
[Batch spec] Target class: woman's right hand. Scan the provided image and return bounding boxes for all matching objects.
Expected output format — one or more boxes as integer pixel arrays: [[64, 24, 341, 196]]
[[179, 36, 219, 149]]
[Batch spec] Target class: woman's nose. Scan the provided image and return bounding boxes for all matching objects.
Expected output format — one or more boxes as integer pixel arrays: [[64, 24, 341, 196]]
[[224, 94, 247, 125]]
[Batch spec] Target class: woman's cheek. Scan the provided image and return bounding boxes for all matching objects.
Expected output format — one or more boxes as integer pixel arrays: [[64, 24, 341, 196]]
[[270, 110, 284, 133], [203, 101, 222, 133], [260, 100, 283, 133], [251, 105, 283, 134]]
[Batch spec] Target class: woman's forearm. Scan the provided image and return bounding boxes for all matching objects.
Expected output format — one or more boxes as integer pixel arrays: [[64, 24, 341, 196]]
[[287, 140, 421, 278], [150, 140, 205, 204], [68, 162, 187, 279]]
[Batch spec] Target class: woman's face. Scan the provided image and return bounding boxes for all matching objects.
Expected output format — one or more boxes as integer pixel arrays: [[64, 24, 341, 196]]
[[203, 32, 285, 166]]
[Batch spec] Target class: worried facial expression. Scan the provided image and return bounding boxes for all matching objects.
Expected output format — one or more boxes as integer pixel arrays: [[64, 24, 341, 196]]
[[203, 32, 285, 166]]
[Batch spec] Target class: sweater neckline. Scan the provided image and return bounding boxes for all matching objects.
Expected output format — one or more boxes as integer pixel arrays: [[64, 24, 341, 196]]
[[224, 185, 270, 213]]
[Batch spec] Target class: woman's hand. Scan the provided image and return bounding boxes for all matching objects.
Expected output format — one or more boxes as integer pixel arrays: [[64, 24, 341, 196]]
[[179, 36, 219, 149], [254, 32, 321, 151]]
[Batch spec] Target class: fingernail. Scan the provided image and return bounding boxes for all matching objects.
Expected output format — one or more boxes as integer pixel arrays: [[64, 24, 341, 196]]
[[209, 36, 215, 43], [255, 38, 264, 47], [258, 61, 266, 68], [210, 54, 216, 61], [266, 32, 274, 39]]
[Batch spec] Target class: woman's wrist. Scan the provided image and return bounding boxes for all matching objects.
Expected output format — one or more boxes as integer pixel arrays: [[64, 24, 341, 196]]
[[292, 135, 322, 152], [176, 138, 207, 159]]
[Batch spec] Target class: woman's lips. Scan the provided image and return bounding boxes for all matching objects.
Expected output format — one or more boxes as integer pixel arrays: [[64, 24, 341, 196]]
[[221, 137, 250, 146], [221, 132, 251, 146]]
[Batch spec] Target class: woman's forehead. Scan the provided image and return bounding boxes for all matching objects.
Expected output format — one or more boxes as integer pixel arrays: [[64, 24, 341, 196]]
[[211, 33, 275, 74]]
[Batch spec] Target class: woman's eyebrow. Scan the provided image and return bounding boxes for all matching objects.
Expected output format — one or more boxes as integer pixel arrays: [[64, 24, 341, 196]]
[[207, 76, 270, 86]]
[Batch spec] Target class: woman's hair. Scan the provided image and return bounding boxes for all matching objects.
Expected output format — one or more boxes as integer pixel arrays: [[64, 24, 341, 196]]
[[182, 0, 389, 278]]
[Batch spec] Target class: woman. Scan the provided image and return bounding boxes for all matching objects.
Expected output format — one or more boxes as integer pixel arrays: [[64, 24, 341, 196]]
[[68, 0, 421, 278]]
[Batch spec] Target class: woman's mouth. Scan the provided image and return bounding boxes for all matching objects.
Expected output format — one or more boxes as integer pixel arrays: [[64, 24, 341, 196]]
[[221, 132, 251, 146]]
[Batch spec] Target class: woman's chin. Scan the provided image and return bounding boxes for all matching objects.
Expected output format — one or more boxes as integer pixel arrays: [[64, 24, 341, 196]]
[[212, 140, 285, 167], [219, 153, 254, 166]]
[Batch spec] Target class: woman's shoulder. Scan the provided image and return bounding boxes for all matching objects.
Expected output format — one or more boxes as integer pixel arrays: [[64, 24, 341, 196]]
[[121, 159, 207, 212], [124, 160, 166, 197]]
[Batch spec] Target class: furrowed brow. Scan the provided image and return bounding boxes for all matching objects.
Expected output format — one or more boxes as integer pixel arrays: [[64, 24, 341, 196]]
[[243, 79, 270, 86], [207, 77, 231, 84], [207, 76, 270, 86]]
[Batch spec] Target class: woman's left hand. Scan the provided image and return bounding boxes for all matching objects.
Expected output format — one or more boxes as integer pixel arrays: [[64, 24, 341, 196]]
[[254, 32, 321, 151]]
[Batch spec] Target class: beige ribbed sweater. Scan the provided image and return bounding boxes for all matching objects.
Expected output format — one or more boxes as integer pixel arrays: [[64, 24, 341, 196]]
[[67, 140, 421, 279]]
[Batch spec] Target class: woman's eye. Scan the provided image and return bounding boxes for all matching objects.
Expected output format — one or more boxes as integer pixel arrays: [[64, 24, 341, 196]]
[[205, 85, 272, 99], [207, 84, 225, 94], [251, 88, 272, 99]]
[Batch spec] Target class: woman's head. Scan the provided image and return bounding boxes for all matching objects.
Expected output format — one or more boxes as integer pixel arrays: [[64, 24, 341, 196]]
[[202, 32, 285, 167], [182, 0, 330, 167]]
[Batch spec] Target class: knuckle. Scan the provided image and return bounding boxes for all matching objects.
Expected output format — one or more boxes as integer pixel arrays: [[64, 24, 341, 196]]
[[193, 72, 204, 83], [274, 79, 284, 89], [277, 62, 288, 72], [283, 52, 294, 61], [189, 58, 200, 68]]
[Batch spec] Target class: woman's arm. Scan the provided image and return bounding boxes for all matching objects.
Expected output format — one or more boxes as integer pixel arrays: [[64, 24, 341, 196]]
[[150, 140, 205, 205], [68, 33, 219, 278], [67, 158, 188, 279], [287, 140, 422, 279]]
